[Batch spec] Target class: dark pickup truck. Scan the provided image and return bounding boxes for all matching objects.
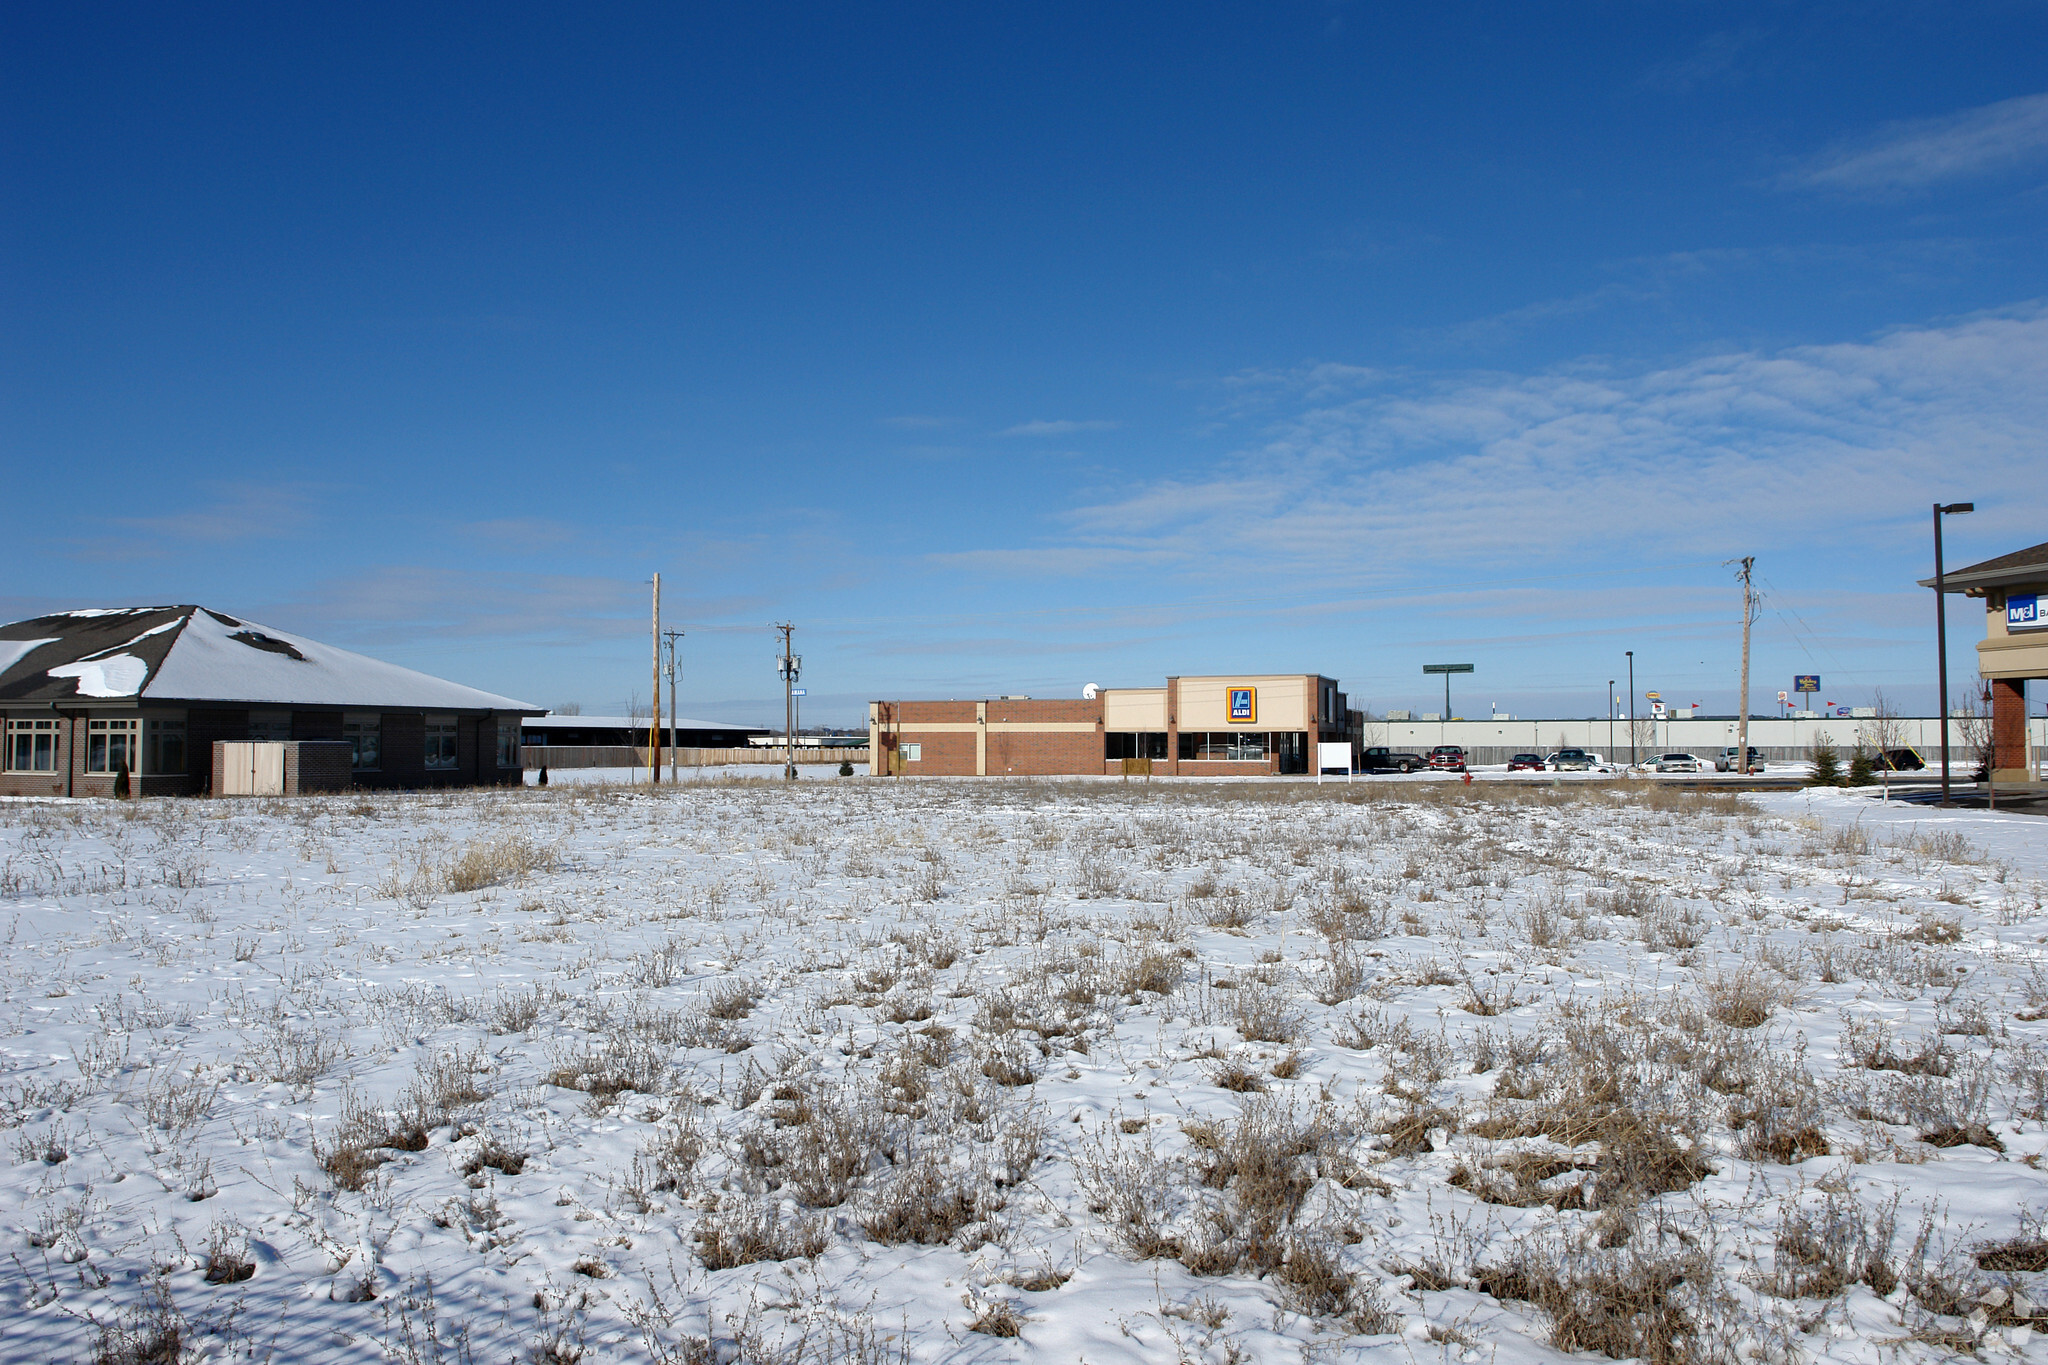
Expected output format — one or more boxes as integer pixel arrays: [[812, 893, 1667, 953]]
[[1359, 746, 1427, 773]]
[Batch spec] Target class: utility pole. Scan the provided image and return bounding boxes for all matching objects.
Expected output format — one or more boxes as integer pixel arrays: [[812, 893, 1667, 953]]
[[649, 573, 662, 787], [663, 628, 684, 783], [1607, 680, 1615, 761], [775, 623, 799, 780], [1735, 556, 1755, 775]]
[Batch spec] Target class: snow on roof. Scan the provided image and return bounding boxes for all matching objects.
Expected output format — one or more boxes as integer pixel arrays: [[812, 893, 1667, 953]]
[[524, 714, 770, 731], [0, 606, 540, 711]]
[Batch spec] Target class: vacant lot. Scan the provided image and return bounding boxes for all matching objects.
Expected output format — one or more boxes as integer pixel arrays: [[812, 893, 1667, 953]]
[[1, 777, 2044, 1364]]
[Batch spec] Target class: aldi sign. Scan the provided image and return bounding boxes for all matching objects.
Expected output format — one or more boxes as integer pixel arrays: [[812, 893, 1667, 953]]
[[2011, 592, 2044, 632], [1227, 686, 1257, 723]]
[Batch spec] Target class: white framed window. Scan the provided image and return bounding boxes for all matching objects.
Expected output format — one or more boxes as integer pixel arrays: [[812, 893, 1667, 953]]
[[425, 716, 458, 770], [6, 719, 61, 773], [901, 743, 922, 762], [496, 721, 519, 768], [343, 713, 381, 771], [147, 718, 186, 774], [87, 718, 140, 774]]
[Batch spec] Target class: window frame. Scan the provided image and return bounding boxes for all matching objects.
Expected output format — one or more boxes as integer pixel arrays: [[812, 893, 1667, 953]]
[[424, 715, 459, 771], [343, 713, 382, 772], [86, 717, 141, 774], [5, 718, 62, 774], [495, 720, 520, 768], [146, 717, 187, 775]]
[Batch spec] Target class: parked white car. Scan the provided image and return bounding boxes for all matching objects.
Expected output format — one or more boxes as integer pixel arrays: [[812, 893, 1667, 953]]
[[1651, 752, 1703, 773]]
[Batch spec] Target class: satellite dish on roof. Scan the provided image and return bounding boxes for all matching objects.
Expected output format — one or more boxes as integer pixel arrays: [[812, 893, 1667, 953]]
[[1081, 682, 1100, 700]]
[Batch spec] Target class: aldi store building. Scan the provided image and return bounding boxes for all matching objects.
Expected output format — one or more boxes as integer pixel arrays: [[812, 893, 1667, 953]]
[[869, 674, 1356, 777]]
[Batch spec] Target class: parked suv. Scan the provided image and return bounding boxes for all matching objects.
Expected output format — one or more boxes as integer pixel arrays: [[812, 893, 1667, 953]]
[[1427, 745, 1468, 772], [1549, 748, 1593, 771], [1714, 747, 1767, 772]]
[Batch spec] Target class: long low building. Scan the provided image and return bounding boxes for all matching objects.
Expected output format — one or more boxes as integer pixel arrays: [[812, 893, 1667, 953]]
[[869, 674, 1355, 776], [520, 715, 770, 749], [1382, 714, 2048, 769]]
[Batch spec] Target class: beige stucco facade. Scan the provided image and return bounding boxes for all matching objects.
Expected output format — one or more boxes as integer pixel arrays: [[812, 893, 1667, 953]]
[[1978, 585, 2048, 681]]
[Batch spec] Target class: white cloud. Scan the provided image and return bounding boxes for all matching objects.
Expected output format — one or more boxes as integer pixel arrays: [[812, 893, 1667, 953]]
[[965, 305, 2048, 583], [1797, 91, 2048, 192], [999, 419, 1122, 437]]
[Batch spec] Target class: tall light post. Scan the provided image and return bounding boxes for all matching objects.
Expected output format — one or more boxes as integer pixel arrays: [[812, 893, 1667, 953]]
[[1625, 651, 1636, 770], [1932, 501, 1974, 806]]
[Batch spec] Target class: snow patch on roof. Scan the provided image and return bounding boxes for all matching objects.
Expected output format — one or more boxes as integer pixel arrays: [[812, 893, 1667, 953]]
[[49, 654, 150, 697], [0, 639, 56, 675], [146, 610, 537, 710]]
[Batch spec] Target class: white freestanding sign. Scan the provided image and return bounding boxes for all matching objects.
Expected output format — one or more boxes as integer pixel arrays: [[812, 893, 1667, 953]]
[[1316, 742, 1352, 782]]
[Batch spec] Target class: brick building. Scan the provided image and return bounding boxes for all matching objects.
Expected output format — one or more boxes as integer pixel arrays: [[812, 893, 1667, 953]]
[[869, 674, 1356, 777], [1, 606, 541, 797]]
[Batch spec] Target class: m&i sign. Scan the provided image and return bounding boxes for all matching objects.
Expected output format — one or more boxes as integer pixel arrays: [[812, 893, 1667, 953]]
[[2011, 593, 2044, 632]]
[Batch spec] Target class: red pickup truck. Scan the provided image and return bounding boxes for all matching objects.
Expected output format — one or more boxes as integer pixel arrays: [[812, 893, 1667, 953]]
[[1427, 745, 1468, 772]]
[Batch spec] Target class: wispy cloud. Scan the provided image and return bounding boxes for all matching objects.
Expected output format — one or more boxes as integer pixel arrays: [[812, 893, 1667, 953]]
[[1795, 91, 2048, 192], [953, 305, 2048, 584], [263, 568, 769, 648], [1633, 29, 1763, 95], [96, 484, 318, 556], [458, 517, 581, 549], [999, 419, 1122, 437]]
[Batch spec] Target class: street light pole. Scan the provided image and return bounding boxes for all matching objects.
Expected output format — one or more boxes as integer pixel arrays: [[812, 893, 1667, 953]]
[[1933, 501, 1975, 806], [1626, 651, 1636, 770], [1608, 680, 1615, 761]]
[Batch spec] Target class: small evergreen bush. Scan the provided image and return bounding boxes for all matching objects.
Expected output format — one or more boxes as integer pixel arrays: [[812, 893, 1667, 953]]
[[113, 762, 131, 799], [838, 760, 854, 777], [1807, 736, 1843, 787], [1847, 746, 1874, 787]]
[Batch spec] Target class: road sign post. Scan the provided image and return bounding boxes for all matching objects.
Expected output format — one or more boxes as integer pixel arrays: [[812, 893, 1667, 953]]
[[1422, 663, 1475, 745]]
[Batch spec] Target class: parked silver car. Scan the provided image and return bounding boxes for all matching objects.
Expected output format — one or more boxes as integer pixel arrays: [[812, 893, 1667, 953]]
[[1651, 752, 1703, 773], [1713, 746, 1766, 772]]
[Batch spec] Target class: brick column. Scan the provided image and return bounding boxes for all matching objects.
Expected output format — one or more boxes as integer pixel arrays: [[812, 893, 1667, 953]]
[[1992, 677, 2029, 781], [976, 701, 987, 777]]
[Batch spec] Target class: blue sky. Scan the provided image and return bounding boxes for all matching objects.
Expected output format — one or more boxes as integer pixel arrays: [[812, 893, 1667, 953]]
[[5, 3, 2045, 725]]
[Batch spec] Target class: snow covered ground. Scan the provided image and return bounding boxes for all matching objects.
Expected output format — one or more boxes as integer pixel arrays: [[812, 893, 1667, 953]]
[[2, 778, 2045, 1364]]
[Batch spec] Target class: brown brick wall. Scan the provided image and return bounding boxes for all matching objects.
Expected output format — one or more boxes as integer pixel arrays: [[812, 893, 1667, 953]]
[[985, 729, 1103, 775], [904, 731, 979, 776]]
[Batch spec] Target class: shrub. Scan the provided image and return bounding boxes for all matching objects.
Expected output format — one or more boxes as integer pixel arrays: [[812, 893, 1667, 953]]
[[1847, 747, 1874, 787], [839, 760, 854, 777], [1807, 737, 1842, 787]]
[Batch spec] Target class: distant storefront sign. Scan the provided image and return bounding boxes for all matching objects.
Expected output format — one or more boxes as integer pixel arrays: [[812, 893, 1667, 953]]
[[1794, 675, 1820, 694], [1228, 687, 1257, 723], [2011, 593, 2044, 632]]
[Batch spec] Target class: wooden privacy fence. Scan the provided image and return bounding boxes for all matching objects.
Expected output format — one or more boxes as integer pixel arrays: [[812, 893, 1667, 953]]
[[522, 746, 869, 769]]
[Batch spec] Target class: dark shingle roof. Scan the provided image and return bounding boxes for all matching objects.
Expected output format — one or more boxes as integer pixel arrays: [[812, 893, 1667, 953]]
[[1916, 540, 2048, 592], [0, 607, 539, 710]]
